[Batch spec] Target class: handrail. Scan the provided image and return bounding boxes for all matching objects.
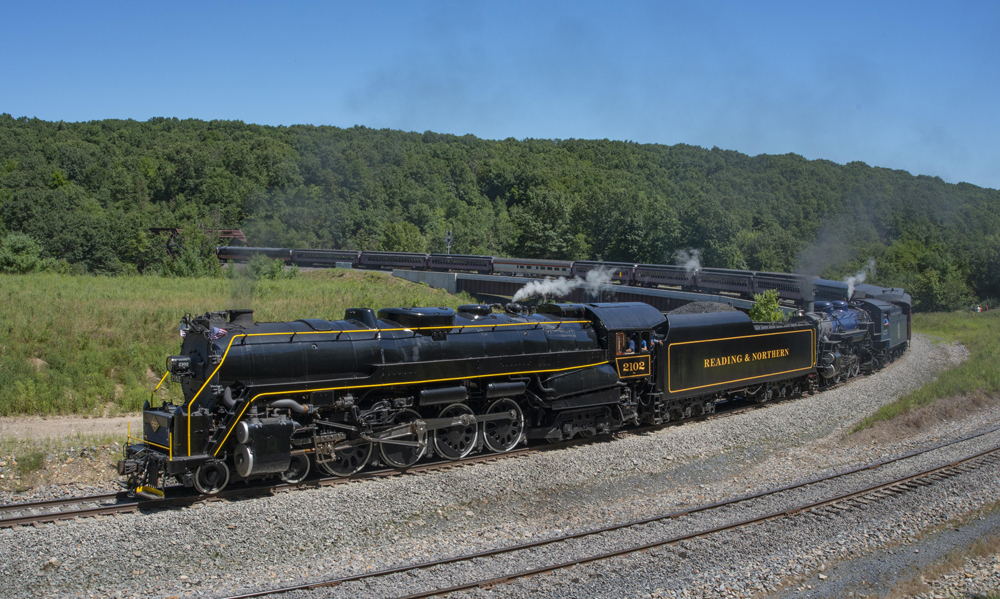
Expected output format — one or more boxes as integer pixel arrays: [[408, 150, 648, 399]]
[[149, 371, 170, 406]]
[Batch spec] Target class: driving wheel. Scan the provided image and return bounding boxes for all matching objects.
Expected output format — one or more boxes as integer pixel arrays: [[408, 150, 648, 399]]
[[316, 438, 373, 477], [433, 403, 479, 460], [379, 409, 427, 469], [482, 398, 524, 453]]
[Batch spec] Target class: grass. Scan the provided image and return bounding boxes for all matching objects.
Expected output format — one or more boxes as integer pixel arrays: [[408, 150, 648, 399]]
[[0, 269, 473, 416], [853, 310, 1000, 431], [14, 450, 45, 476]]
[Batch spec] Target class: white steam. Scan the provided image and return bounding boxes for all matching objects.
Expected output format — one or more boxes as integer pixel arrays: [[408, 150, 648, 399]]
[[844, 258, 877, 299], [675, 248, 702, 276], [512, 267, 614, 303]]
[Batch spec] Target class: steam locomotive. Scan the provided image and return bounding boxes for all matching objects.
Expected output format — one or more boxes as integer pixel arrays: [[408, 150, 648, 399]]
[[120, 293, 910, 498]]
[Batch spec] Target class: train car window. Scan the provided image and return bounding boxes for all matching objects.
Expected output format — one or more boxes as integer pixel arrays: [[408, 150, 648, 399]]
[[616, 332, 625, 356]]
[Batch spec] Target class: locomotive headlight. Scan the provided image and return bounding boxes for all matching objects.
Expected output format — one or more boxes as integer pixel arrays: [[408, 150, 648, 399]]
[[167, 355, 192, 375]]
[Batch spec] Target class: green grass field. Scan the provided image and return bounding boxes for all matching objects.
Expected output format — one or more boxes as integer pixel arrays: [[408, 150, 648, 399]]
[[853, 309, 1000, 431], [0, 270, 472, 416]]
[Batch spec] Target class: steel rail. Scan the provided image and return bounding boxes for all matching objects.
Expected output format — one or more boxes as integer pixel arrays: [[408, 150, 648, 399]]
[[212, 424, 1000, 599], [0, 404, 728, 529], [0, 491, 124, 514]]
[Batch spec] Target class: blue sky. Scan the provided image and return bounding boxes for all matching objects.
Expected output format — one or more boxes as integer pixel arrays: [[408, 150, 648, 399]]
[[2, 1, 997, 189]]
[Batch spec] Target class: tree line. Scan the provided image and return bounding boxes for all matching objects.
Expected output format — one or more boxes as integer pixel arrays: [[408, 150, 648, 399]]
[[1, 113, 998, 311]]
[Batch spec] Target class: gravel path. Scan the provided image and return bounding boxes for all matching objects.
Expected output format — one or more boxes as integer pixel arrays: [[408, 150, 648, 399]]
[[0, 334, 990, 599]]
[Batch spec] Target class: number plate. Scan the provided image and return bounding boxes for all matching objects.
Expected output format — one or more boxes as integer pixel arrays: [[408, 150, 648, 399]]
[[615, 355, 651, 379]]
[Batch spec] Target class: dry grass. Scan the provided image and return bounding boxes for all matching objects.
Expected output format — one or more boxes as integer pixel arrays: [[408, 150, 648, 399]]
[[844, 391, 1000, 448], [0, 431, 127, 492], [0, 270, 472, 415], [853, 310, 1000, 432]]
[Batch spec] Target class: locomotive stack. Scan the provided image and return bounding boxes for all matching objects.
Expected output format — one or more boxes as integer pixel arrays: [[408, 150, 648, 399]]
[[120, 287, 911, 497]]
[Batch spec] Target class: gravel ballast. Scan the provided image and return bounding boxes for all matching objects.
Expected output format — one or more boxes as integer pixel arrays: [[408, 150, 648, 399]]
[[0, 334, 992, 599]]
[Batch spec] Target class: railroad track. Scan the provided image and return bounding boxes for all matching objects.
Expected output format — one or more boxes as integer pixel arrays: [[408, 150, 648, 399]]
[[0, 491, 136, 527], [0, 441, 565, 528], [214, 424, 1000, 599], [0, 370, 892, 530]]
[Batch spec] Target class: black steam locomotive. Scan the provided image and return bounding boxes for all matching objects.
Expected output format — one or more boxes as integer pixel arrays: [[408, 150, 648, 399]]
[[121, 297, 910, 498]]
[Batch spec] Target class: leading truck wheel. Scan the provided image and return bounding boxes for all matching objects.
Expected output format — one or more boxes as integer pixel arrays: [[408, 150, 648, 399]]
[[280, 454, 311, 484], [194, 460, 230, 495]]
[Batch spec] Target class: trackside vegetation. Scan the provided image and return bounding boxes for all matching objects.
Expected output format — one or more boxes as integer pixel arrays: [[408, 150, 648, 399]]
[[853, 310, 1000, 431], [748, 289, 788, 322], [0, 270, 472, 416]]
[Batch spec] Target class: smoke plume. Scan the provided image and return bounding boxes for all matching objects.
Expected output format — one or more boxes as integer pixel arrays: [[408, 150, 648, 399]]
[[228, 264, 255, 312], [512, 266, 614, 303], [675, 249, 702, 276], [844, 258, 876, 299]]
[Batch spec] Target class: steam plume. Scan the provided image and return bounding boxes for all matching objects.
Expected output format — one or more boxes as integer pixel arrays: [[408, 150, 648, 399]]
[[512, 266, 614, 303], [675, 249, 702, 276], [844, 258, 876, 299]]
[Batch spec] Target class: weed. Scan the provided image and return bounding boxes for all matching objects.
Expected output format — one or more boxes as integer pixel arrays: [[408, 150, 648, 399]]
[[15, 450, 45, 476]]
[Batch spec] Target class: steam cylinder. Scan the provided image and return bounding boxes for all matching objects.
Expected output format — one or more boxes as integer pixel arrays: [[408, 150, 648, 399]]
[[233, 418, 295, 478]]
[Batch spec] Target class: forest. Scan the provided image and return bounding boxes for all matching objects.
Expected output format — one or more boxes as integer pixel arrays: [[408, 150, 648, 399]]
[[1, 113, 998, 312]]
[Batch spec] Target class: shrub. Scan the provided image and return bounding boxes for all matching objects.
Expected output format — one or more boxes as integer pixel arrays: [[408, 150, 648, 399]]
[[0, 232, 43, 274], [15, 450, 45, 476], [243, 254, 298, 280], [749, 289, 787, 322]]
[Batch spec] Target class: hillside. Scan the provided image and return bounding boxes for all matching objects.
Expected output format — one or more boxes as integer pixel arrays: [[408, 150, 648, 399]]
[[2, 114, 999, 310], [0, 270, 470, 416]]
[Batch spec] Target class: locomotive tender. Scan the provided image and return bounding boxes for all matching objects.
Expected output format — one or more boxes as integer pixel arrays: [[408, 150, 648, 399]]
[[121, 295, 909, 498]]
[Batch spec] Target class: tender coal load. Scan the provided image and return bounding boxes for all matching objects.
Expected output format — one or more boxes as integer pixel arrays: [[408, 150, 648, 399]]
[[668, 301, 739, 314]]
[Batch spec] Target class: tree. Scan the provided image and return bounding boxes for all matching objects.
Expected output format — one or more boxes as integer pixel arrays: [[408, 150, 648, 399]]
[[0, 232, 43, 274], [1, 113, 999, 310], [749, 290, 787, 322], [379, 221, 426, 253], [158, 228, 223, 278]]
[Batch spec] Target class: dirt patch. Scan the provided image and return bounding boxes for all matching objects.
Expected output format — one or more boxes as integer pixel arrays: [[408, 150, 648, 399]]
[[0, 414, 140, 440], [1, 446, 123, 493], [0, 414, 141, 494], [842, 391, 1000, 448], [29, 357, 46, 371]]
